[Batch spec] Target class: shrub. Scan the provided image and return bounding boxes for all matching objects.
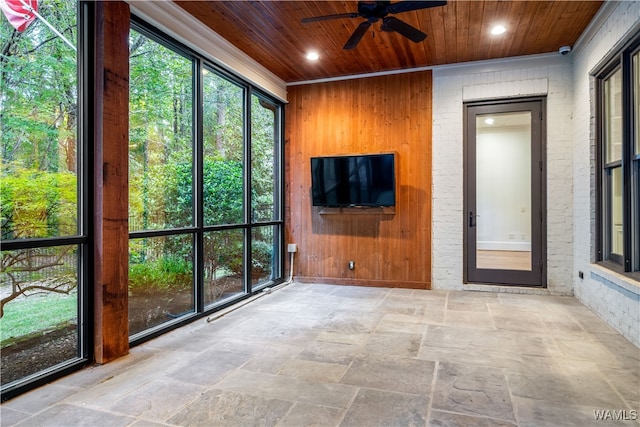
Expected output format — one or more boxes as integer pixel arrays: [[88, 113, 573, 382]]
[[129, 257, 192, 295]]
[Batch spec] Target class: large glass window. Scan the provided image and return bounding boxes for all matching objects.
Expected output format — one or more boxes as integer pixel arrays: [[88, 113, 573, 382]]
[[203, 229, 244, 307], [1, 1, 87, 397], [128, 20, 284, 339], [602, 68, 624, 262], [597, 34, 640, 275], [129, 235, 194, 335], [633, 52, 640, 156], [251, 93, 279, 223], [129, 29, 194, 232], [250, 93, 281, 287], [129, 27, 196, 338], [202, 68, 245, 226]]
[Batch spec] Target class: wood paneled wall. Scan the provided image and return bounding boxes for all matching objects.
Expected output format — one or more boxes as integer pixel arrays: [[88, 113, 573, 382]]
[[285, 71, 432, 289]]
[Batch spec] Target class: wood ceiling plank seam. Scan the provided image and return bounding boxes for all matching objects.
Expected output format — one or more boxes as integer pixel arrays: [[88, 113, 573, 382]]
[[400, 34, 420, 68], [546, 2, 599, 50], [223, 2, 309, 79], [396, 10, 429, 65], [478, 0, 498, 61], [176, 3, 287, 79], [466, 2, 485, 63], [417, 9, 437, 66], [557, 1, 585, 45], [535, 3, 566, 53], [202, 2, 305, 81], [504, 1, 532, 58], [430, 1, 448, 64], [443, 0, 459, 64], [494, 0, 518, 59], [525, 1, 553, 53], [548, 1, 592, 51], [456, 0, 471, 63]]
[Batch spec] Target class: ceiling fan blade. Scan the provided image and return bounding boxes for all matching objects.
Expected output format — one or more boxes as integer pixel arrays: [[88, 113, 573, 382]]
[[344, 21, 372, 50], [381, 16, 427, 42], [387, 1, 447, 14], [301, 13, 359, 24]]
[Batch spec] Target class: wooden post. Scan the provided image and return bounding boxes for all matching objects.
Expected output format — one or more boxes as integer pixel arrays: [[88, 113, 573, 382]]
[[93, 1, 130, 363]]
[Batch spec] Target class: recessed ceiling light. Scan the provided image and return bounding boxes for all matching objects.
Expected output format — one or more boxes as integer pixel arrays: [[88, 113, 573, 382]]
[[306, 51, 320, 61], [491, 25, 506, 35], [484, 118, 495, 125]]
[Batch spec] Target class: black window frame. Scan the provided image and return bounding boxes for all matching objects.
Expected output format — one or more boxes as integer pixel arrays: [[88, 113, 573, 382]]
[[128, 16, 285, 345], [1, 1, 92, 401], [596, 31, 640, 279]]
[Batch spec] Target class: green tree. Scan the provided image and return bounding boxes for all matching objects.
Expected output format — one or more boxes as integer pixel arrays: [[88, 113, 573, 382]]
[[1, 166, 76, 240], [129, 29, 193, 232], [1, 1, 78, 322], [1, 0, 78, 240], [1, 0, 77, 174]]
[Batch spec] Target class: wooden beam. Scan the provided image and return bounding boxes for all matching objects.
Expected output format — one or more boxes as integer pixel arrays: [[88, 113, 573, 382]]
[[93, 1, 130, 363]]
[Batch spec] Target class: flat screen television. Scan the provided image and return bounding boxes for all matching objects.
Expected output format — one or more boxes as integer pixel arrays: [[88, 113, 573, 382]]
[[311, 153, 396, 207]]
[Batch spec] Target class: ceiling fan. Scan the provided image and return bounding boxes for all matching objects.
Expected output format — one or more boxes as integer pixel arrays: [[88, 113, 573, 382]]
[[301, 1, 447, 50]]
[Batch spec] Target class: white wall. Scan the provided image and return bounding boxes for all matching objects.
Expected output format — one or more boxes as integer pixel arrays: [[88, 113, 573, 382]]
[[431, 55, 574, 294], [476, 126, 531, 251], [572, 1, 640, 348]]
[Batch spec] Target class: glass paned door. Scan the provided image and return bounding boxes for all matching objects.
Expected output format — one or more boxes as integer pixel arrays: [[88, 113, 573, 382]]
[[465, 99, 545, 286]]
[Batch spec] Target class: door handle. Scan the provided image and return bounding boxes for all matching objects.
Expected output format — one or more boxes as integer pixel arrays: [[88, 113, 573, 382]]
[[469, 211, 475, 227]]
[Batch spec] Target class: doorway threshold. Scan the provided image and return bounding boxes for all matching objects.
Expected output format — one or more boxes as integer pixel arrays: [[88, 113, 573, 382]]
[[464, 283, 570, 296]]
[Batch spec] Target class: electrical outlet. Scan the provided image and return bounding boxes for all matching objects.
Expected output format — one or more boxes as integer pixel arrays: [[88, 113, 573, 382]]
[[348, 261, 355, 270], [287, 243, 297, 253], [508, 233, 515, 240]]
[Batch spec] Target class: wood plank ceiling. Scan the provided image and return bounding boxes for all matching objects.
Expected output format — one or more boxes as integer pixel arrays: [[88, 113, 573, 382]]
[[175, 1, 603, 83]]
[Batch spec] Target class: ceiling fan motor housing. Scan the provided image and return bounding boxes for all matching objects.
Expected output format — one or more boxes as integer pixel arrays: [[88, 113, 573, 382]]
[[358, 1, 390, 20]]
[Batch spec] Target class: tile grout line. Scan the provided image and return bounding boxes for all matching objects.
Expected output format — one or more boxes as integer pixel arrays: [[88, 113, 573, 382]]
[[503, 367, 521, 427], [334, 385, 361, 426], [424, 360, 440, 425]]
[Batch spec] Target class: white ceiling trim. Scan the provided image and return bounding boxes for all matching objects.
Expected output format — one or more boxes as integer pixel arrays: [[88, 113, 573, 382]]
[[288, 52, 564, 86], [127, 0, 288, 102]]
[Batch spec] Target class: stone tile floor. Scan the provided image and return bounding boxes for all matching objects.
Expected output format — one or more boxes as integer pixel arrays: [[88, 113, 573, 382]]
[[1, 283, 639, 426]]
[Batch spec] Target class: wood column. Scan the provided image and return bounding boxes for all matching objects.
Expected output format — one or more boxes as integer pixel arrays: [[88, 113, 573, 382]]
[[93, 1, 130, 363]]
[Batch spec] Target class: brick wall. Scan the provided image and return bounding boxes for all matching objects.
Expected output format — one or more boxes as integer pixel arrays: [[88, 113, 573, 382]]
[[429, 1, 639, 347], [572, 1, 640, 348], [431, 56, 575, 294]]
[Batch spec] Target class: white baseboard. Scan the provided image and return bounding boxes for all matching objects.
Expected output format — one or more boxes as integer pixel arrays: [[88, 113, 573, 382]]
[[477, 241, 531, 251]]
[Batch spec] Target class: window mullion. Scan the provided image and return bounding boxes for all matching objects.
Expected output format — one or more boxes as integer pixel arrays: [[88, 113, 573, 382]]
[[622, 50, 634, 271], [245, 86, 252, 294], [195, 58, 205, 312]]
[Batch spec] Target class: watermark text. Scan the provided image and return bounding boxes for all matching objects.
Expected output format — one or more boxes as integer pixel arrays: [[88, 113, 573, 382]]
[[593, 409, 638, 421]]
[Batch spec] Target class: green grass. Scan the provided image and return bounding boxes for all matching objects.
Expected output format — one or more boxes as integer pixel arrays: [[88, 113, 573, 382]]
[[0, 293, 77, 347]]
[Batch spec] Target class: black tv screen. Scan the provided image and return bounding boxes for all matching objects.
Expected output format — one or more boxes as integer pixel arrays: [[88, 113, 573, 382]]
[[311, 153, 396, 207]]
